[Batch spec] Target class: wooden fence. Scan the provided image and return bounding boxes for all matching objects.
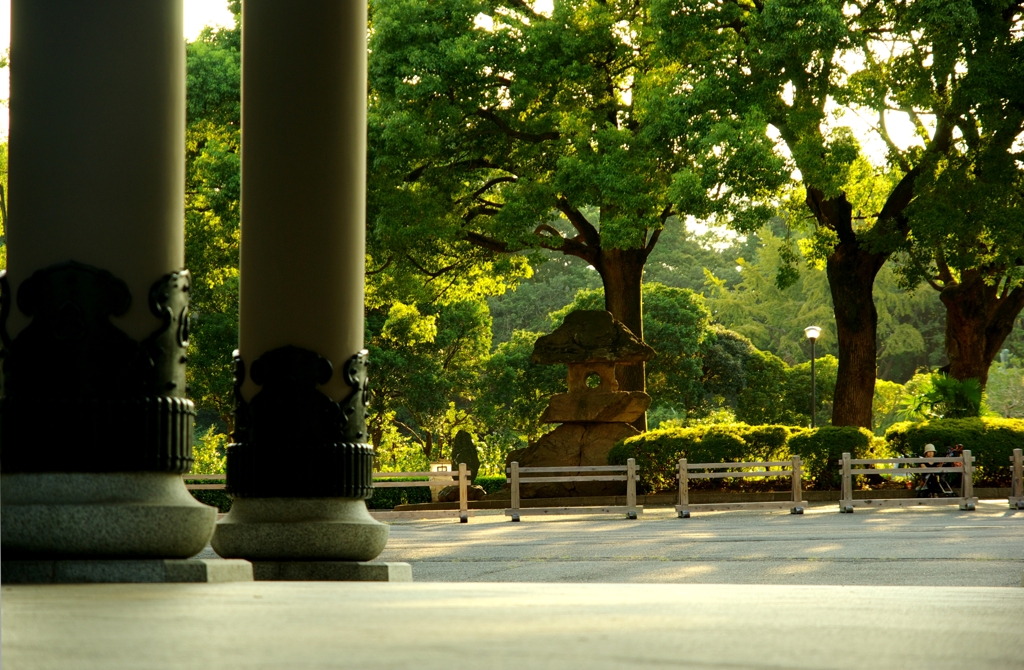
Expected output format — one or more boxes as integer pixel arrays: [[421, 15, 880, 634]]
[[674, 456, 805, 518], [183, 466, 474, 522], [1010, 448, 1023, 510], [373, 464, 473, 522], [838, 451, 977, 513], [182, 474, 226, 490], [505, 460, 640, 522]]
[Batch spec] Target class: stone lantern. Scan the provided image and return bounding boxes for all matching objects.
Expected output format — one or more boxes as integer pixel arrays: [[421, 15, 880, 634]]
[[505, 310, 655, 498]]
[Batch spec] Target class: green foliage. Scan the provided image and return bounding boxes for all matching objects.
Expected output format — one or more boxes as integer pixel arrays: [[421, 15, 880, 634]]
[[474, 329, 565, 460], [191, 427, 228, 475], [188, 487, 231, 513], [873, 379, 906, 436], [788, 426, 883, 490], [986, 361, 1024, 419], [609, 423, 796, 492], [902, 373, 984, 419], [474, 475, 507, 496], [185, 18, 242, 427], [885, 417, 1024, 486], [366, 479, 433, 510], [367, 298, 493, 468], [368, 0, 786, 346]]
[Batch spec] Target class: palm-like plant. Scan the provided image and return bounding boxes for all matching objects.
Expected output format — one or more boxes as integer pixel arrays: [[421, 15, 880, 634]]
[[901, 373, 983, 420]]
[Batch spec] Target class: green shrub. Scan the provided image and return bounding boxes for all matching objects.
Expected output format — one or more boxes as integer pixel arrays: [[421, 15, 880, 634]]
[[609, 423, 797, 492], [185, 479, 231, 512], [885, 417, 1024, 486], [474, 475, 506, 495], [788, 426, 885, 489], [367, 478, 433, 509]]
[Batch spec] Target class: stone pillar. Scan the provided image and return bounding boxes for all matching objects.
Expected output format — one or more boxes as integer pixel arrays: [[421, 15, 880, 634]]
[[211, 0, 390, 570], [0, 0, 217, 561]]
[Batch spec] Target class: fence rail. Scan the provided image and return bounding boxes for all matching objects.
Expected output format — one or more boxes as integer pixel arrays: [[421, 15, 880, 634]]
[[838, 451, 977, 513], [505, 460, 640, 522], [675, 457, 805, 518], [182, 466, 475, 522], [372, 464, 473, 522]]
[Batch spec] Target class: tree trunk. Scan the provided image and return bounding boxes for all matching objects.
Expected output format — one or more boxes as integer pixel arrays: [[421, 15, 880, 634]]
[[807, 188, 887, 431], [826, 241, 883, 429], [598, 247, 648, 432], [940, 270, 1024, 389]]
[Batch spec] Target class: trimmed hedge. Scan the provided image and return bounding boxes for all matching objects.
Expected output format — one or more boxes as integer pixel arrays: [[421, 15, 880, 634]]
[[885, 417, 1024, 486], [609, 423, 798, 492], [609, 423, 894, 491], [187, 480, 232, 512], [475, 475, 506, 495], [787, 426, 886, 489], [367, 478, 433, 509]]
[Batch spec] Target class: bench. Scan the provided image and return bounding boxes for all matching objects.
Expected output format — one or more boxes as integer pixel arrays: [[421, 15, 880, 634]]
[[505, 459, 640, 522], [1010, 449, 1023, 510], [838, 451, 977, 513], [675, 456, 805, 518], [373, 463, 473, 522]]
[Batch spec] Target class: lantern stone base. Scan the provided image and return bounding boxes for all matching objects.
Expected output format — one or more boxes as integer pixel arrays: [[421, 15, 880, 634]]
[[251, 561, 412, 582], [505, 422, 640, 498], [211, 498, 389, 562], [1, 558, 253, 584], [0, 473, 218, 559]]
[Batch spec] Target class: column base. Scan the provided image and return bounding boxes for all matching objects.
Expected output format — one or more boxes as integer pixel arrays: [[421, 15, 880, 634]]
[[0, 559, 253, 584], [212, 498, 389, 562], [0, 473, 217, 559], [252, 561, 411, 582]]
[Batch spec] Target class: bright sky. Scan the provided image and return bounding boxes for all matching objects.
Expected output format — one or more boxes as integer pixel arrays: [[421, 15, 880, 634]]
[[0, 0, 235, 137]]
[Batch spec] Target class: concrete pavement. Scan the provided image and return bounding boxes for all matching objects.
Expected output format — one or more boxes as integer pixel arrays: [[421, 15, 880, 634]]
[[5, 502, 1022, 669], [377, 501, 1024, 586], [3, 581, 1023, 669]]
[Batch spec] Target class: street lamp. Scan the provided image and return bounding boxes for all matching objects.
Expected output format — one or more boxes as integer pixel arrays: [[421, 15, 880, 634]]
[[804, 326, 822, 428]]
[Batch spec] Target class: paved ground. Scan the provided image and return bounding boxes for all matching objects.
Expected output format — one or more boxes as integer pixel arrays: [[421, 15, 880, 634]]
[[7, 502, 1022, 669], [374, 501, 1024, 586], [4, 581, 1023, 669]]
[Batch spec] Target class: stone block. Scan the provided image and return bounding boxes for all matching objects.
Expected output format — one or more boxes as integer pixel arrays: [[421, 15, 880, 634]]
[[252, 561, 413, 581], [531, 310, 655, 365], [541, 390, 651, 423], [1, 559, 253, 584], [507, 423, 639, 498], [437, 485, 486, 503]]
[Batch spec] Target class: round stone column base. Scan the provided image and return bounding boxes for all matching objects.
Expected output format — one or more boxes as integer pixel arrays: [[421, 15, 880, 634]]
[[0, 473, 217, 559], [211, 498, 389, 562]]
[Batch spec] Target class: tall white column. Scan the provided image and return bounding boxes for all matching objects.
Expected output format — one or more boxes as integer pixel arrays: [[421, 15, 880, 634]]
[[212, 0, 389, 567], [0, 0, 216, 563]]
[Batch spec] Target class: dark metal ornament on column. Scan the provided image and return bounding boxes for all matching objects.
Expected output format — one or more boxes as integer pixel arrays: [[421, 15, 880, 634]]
[[227, 346, 373, 498], [0, 261, 196, 473]]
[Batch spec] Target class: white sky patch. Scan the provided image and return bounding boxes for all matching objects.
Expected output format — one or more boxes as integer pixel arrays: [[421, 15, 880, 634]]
[[533, 0, 554, 17], [685, 215, 740, 251], [474, 13, 494, 31]]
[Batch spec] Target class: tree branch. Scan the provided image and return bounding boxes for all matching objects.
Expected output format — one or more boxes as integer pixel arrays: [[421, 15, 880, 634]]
[[366, 255, 394, 276], [475, 108, 560, 143]]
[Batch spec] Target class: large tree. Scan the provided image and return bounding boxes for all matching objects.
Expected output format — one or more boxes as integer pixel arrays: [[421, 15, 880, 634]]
[[895, 0, 1024, 389], [650, 0, 1022, 428], [368, 0, 786, 426], [184, 8, 242, 429]]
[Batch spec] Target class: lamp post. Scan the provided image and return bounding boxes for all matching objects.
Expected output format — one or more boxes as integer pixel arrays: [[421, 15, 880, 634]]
[[804, 326, 822, 428]]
